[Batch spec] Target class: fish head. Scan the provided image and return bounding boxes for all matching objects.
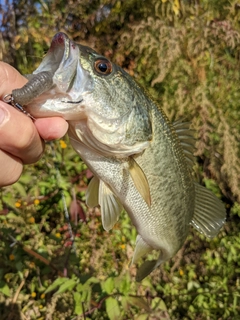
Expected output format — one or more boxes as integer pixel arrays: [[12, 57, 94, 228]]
[[28, 32, 93, 119], [26, 32, 152, 155]]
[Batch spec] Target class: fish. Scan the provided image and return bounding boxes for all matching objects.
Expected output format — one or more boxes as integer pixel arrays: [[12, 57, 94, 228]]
[[11, 32, 226, 281]]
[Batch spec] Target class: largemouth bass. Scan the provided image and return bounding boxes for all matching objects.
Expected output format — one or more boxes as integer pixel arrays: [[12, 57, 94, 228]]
[[11, 33, 226, 281]]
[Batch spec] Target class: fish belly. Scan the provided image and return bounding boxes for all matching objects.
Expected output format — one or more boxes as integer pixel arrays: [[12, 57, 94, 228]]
[[69, 111, 194, 260]]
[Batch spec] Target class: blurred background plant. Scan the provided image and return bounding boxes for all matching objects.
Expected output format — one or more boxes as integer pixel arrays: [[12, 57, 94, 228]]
[[0, 0, 240, 319]]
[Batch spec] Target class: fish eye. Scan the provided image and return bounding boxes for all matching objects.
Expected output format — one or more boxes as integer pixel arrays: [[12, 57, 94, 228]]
[[94, 59, 112, 75]]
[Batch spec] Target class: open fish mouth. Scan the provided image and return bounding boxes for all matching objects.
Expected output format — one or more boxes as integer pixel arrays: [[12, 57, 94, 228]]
[[33, 32, 80, 93], [11, 32, 94, 118]]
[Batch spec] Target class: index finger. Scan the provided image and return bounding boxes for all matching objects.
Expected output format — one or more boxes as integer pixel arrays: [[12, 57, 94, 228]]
[[0, 62, 69, 140]]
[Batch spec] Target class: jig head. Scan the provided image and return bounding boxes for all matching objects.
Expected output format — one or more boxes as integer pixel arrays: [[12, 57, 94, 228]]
[[3, 93, 35, 120]]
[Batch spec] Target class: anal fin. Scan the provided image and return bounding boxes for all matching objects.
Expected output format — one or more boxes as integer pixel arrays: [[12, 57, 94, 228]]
[[191, 182, 226, 238], [132, 235, 153, 265], [136, 249, 166, 282], [136, 260, 158, 282]]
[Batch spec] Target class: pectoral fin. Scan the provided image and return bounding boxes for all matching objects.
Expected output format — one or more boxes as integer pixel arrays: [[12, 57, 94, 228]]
[[128, 157, 151, 207], [99, 180, 123, 231], [191, 182, 226, 238], [85, 176, 99, 208]]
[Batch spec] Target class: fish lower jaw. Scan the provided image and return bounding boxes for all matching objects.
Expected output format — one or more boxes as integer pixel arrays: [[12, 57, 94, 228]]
[[27, 100, 87, 120]]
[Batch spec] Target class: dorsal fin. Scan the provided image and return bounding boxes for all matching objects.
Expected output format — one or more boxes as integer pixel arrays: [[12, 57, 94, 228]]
[[173, 120, 196, 168]]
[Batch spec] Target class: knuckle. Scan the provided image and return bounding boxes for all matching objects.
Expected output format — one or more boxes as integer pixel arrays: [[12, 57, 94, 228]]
[[8, 167, 23, 185], [22, 138, 45, 164], [17, 122, 38, 150], [0, 63, 18, 96]]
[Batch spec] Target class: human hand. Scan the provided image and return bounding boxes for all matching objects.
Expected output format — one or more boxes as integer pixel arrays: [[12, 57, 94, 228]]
[[0, 62, 69, 187]]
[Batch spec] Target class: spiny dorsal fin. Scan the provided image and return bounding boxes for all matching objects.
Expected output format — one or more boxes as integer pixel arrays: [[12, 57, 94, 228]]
[[99, 180, 123, 231], [85, 176, 99, 208], [191, 182, 226, 238], [128, 157, 151, 207], [173, 120, 196, 168]]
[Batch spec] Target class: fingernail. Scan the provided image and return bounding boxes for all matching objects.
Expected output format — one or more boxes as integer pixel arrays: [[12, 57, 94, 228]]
[[0, 104, 9, 126]]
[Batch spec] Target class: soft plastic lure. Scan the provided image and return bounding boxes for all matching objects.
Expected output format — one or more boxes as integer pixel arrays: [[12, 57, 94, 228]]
[[3, 70, 53, 120]]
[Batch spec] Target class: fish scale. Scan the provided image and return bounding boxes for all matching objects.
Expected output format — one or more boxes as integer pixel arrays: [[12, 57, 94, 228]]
[[9, 32, 226, 281], [134, 106, 194, 245], [70, 117, 181, 260]]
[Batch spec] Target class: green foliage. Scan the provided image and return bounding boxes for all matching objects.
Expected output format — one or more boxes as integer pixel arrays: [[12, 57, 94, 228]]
[[1, 137, 239, 318], [118, 0, 240, 203], [1, 0, 240, 319]]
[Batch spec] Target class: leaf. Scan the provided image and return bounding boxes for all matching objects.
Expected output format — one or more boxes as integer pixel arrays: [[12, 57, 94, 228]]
[[6, 212, 25, 224], [84, 277, 100, 285], [151, 297, 167, 311], [81, 277, 99, 309], [106, 297, 121, 320], [76, 283, 84, 293], [74, 292, 83, 315], [121, 296, 129, 312], [128, 296, 151, 312], [55, 278, 77, 294], [38, 181, 53, 188], [118, 273, 131, 295], [134, 315, 149, 320], [0, 281, 10, 297], [187, 281, 200, 291], [81, 286, 91, 307], [19, 174, 34, 184], [44, 277, 67, 294], [12, 181, 27, 197], [102, 277, 115, 294], [141, 278, 156, 291]]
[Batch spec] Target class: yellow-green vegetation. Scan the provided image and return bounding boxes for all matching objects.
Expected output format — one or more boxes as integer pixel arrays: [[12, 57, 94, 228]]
[[1, 1, 240, 319]]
